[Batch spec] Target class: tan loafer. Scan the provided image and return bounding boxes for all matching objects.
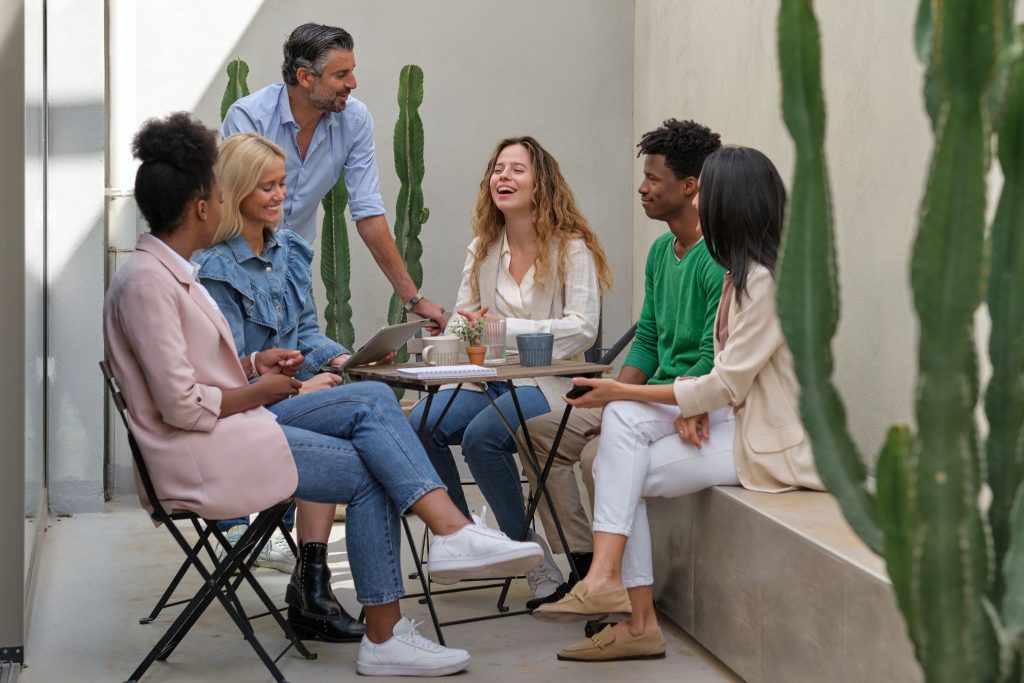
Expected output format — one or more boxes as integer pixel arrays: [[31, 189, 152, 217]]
[[530, 581, 631, 623], [558, 625, 666, 662]]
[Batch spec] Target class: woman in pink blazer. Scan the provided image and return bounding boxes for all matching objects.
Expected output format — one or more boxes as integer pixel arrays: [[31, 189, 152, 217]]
[[532, 147, 824, 662], [104, 113, 543, 676]]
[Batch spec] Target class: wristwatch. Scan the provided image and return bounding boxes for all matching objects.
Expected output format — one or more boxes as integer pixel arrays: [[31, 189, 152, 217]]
[[403, 292, 424, 312]]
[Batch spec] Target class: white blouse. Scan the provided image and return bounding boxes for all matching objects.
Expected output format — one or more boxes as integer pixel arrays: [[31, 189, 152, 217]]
[[446, 233, 601, 404]]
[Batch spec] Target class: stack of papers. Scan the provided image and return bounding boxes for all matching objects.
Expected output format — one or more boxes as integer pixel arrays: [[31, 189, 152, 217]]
[[397, 365, 498, 380]]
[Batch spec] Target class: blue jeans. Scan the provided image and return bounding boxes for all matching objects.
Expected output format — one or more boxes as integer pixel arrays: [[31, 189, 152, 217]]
[[216, 506, 294, 534], [408, 383, 550, 540], [261, 381, 444, 605]]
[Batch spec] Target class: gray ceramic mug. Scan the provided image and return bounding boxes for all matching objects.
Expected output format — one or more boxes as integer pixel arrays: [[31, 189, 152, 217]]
[[516, 333, 554, 367]]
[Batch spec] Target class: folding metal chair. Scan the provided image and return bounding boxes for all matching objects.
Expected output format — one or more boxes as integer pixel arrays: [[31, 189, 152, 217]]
[[100, 361, 316, 683]]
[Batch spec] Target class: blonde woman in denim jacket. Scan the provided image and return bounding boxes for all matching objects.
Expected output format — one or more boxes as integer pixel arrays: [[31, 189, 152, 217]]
[[194, 132, 542, 662]]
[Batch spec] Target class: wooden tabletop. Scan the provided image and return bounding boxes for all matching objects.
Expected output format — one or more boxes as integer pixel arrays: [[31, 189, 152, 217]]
[[346, 359, 612, 387]]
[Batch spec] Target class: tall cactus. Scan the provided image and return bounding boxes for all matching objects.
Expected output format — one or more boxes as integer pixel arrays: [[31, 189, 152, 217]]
[[220, 59, 250, 121], [776, 1, 1023, 680], [321, 176, 355, 350], [387, 64, 429, 349]]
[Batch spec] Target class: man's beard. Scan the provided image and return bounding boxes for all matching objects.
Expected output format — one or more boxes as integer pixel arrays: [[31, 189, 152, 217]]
[[309, 82, 348, 112]]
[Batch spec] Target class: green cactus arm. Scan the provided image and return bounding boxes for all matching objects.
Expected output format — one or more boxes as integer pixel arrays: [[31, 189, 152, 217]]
[[321, 175, 355, 350], [389, 64, 427, 348], [220, 59, 250, 121], [775, 0, 882, 553], [875, 426, 920, 652], [986, 31, 1024, 602], [914, 0, 941, 129], [1003, 485, 1024, 641], [908, 0, 1000, 679]]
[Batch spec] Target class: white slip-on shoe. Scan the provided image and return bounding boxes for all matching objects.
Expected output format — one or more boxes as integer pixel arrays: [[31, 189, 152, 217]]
[[427, 511, 543, 581], [254, 529, 296, 574], [525, 532, 563, 599], [356, 617, 470, 676]]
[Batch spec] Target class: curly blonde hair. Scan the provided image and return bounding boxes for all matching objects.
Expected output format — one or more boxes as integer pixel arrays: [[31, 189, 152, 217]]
[[212, 133, 286, 244], [468, 136, 613, 298]]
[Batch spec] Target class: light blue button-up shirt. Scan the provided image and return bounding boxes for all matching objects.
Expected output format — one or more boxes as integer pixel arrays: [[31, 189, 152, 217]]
[[221, 82, 386, 244]]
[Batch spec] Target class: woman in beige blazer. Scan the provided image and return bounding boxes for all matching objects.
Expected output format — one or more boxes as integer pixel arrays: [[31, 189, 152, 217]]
[[533, 147, 824, 662], [407, 136, 613, 601], [105, 113, 544, 677]]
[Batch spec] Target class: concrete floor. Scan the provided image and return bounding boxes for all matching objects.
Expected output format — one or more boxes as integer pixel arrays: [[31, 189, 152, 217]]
[[21, 498, 739, 683]]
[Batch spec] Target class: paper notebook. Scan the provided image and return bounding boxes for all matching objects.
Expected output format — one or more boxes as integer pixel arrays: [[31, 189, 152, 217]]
[[397, 365, 498, 380]]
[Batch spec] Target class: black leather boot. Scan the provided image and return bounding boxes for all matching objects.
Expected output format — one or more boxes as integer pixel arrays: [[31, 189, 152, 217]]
[[286, 605, 365, 643], [285, 542, 342, 619]]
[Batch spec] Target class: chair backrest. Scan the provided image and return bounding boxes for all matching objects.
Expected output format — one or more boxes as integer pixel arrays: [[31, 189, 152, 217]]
[[597, 322, 637, 365], [99, 360, 171, 521]]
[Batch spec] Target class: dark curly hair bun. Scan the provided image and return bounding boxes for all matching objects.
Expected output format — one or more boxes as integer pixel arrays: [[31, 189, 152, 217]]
[[637, 119, 722, 181], [132, 112, 217, 235]]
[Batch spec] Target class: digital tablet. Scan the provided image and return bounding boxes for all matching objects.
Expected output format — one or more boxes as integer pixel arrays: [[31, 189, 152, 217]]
[[329, 319, 429, 371]]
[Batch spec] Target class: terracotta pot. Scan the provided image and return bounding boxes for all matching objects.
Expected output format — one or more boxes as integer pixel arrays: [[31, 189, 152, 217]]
[[465, 345, 486, 366]]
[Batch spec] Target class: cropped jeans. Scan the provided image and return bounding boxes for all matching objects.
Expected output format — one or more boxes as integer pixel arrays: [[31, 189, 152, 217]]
[[592, 401, 739, 588], [408, 383, 549, 540], [267, 381, 444, 605]]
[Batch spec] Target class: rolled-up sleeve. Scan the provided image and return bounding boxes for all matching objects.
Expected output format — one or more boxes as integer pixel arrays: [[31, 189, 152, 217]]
[[504, 240, 600, 359], [344, 109, 386, 220], [116, 277, 222, 431]]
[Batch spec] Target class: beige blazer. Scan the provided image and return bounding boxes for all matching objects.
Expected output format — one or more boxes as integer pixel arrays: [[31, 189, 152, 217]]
[[673, 264, 824, 492], [449, 236, 600, 408], [104, 233, 297, 520]]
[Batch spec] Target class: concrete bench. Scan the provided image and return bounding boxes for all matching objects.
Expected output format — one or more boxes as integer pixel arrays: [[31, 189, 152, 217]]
[[648, 486, 922, 682]]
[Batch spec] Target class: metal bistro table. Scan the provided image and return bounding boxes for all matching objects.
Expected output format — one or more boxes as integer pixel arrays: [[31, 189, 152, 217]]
[[346, 358, 610, 643]]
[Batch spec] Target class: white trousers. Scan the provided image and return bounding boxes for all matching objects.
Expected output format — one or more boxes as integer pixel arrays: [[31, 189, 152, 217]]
[[592, 401, 738, 588]]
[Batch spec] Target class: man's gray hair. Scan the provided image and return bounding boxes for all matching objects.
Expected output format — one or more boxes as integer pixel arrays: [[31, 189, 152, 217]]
[[281, 23, 354, 86]]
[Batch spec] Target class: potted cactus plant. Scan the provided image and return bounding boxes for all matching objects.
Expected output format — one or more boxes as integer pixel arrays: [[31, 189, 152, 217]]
[[450, 317, 486, 365]]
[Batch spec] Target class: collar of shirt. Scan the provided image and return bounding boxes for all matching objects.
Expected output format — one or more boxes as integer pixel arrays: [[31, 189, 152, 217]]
[[276, 84, 335, 134], [224, 229, 280, 264], [146, 235, 222, 311], [149, 234, 199, 279]]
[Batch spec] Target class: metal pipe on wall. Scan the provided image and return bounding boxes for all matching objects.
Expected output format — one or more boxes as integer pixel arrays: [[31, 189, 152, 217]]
[[0, 0, 28, 668]]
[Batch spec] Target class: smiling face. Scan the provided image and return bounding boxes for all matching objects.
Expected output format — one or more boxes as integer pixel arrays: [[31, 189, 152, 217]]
[[489, 143, 535, 216], [239, 158, 287, 231], [638, 153, 693, 222], [306, 49, 357, 113]]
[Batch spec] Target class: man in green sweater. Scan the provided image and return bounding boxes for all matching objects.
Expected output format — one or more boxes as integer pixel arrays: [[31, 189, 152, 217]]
[[518, 119, 725, 610]]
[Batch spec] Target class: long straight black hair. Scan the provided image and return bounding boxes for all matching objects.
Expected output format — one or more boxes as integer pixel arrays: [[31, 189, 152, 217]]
[[698, 146, 787, 301]]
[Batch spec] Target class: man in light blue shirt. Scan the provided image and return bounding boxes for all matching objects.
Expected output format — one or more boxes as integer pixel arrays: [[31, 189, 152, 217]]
[[222, 22, 446, 328]]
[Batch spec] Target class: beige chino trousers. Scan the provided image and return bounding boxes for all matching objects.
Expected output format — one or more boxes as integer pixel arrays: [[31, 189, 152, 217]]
[[516, 407, 602, 555]]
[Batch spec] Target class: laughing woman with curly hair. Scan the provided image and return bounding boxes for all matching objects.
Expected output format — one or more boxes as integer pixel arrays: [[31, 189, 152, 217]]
[[409, 136, 613, 600]]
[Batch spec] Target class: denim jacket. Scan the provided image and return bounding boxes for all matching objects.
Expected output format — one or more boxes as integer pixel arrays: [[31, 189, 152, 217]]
[[194, 228, 347, 380]]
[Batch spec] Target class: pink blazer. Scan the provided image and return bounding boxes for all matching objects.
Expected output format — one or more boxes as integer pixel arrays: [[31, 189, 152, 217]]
[[104, 233, 297, 520]]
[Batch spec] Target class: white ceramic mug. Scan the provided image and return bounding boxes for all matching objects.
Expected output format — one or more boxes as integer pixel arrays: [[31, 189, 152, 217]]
[[422, 335, 462, 366]]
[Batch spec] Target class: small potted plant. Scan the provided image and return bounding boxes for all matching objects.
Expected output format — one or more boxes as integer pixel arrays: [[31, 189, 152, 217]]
[[450, 316, 487, 365]]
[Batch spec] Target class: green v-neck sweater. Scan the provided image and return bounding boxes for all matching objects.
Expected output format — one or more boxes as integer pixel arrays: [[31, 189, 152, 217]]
[[623, 232, 726, 385]]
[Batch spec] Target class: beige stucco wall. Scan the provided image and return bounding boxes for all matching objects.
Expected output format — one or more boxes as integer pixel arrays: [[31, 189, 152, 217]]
[[633, 1, 928, 458]]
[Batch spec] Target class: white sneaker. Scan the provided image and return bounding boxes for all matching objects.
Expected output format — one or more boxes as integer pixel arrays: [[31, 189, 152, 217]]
[[427, 512, 543, 581], [356, 617, 470, 676], [216, 524, 248, 562], [255, 529, 296, 574], [525, 532, 563, 599]]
